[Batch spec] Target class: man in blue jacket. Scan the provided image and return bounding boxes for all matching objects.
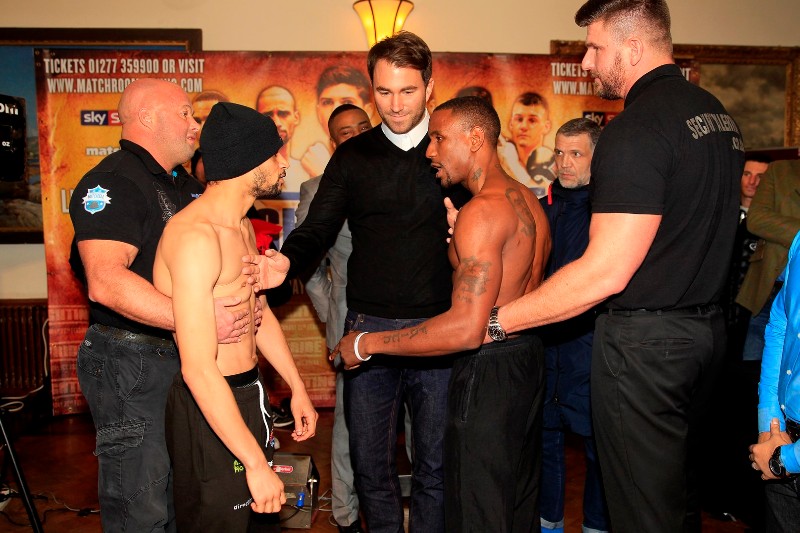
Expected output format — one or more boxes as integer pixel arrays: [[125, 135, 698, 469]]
[[749, 227, 800, 530], [538, 118, 609, 533]]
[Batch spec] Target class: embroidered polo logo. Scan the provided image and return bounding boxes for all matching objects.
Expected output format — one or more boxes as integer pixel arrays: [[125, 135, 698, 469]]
[[233, 459, 244, 474], [153, 181, 177, 221], [82, 185, 111, 214]]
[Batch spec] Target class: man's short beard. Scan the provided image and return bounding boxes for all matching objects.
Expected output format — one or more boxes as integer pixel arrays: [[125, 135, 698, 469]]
[[595, 52, 625, 101], [251, 166, 282, 199], [255, 182, 281, 199]]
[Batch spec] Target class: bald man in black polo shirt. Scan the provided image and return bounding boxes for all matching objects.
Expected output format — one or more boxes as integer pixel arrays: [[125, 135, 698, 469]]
[[70, 79, 263, 532]]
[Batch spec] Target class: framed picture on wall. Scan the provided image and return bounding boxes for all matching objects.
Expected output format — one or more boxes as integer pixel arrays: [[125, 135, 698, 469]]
[[550, 41, 800, 156], [0, 28, 202, 244]]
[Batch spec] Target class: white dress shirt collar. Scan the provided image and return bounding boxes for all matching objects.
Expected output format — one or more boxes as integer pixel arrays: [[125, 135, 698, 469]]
[[381, 112, 430, 151]]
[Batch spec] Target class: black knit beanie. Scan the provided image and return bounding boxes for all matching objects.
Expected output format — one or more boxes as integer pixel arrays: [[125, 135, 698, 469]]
[[200, 102, 283, 181]]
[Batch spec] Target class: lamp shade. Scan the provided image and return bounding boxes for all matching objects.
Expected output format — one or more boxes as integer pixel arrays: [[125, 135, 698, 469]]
[[353, 0, 414, 48]]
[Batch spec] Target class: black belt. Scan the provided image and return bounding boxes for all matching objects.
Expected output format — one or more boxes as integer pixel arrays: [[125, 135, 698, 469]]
[[94, 324, 174, 348], [787, 420, 800, 443], [606, 304, 719, 317]]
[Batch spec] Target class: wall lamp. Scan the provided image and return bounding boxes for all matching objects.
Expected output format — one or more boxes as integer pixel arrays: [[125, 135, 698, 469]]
[[353, 0, 415, 48]]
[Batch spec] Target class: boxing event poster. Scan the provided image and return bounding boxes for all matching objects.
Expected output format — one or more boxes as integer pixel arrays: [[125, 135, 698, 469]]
[[36, 48, 657, 414]]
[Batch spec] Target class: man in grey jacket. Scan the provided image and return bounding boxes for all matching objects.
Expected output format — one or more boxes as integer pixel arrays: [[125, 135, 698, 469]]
[[295, 103, 371, 533]]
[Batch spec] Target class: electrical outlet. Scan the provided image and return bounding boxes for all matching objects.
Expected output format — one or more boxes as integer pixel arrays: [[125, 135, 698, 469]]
[[0, 488, 12, 512]]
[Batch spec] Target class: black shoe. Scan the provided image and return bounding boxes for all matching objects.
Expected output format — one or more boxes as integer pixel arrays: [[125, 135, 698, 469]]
[[270, 400, 294, 428], [337, 522, 365, 533]]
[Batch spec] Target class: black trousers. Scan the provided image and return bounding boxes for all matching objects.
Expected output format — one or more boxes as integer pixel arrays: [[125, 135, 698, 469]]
[[765, 476, 800, 532], [444, 334, 545, 533], [591, 308, 725, 533], [166, 368, 279, 533]]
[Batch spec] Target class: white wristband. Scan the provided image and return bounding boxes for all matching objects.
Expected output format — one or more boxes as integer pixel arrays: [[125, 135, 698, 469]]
[[354, 332, 371, 362]]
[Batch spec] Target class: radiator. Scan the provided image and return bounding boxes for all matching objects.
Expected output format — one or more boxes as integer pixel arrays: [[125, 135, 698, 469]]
[[0, 299, 48, 394]]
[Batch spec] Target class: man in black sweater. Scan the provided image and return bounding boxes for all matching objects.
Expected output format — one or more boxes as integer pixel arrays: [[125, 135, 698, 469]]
[[280, 32, 459, 533]]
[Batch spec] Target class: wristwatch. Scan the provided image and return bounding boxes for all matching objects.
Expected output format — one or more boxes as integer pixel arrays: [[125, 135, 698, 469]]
[[487, 306, 507, 342], [769, 446, 787, 478]]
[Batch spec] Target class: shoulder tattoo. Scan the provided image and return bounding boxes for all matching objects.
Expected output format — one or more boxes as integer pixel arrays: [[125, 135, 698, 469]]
[[455, 256, 490, 302], [505, 188, 536, 237]]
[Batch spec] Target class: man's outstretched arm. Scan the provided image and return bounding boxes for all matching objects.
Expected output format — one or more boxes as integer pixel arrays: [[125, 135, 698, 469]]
[[335, 197, 506, 367], [80, 239, 176, 329], [80, 239, 249, 342], [497, 212, 661, 333], [242, 250, 290, 293]]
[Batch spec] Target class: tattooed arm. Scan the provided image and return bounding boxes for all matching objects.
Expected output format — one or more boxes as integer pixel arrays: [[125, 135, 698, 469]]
[[335, 194, 521, 367]]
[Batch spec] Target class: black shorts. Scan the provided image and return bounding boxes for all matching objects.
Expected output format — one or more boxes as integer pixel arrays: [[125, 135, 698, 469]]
[[166, 366, 278, 532]]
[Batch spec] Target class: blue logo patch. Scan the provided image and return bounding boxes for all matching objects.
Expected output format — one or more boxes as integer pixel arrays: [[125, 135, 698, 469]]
[[82, 185, 111, 214]]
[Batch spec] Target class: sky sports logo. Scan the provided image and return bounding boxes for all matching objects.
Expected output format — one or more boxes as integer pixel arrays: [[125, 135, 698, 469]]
[[81, 110, 121, 126], [582, 111, 618, 127]]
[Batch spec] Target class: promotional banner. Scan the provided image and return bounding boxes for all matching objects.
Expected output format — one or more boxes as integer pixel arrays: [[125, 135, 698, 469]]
[[36, 48, 634, 414]]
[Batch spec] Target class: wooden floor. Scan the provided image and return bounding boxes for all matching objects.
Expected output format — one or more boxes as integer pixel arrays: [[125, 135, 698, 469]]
[[0, 408, 753, 532]]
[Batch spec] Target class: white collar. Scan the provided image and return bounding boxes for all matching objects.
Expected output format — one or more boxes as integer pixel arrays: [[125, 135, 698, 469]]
[[381, 112, 430, 151]]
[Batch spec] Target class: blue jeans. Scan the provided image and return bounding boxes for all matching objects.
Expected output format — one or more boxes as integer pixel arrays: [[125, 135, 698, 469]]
[[343, 311, 452, 533], [77, 324, 180, 532], [540, 429, 608, 533], [540, 339, 608, 533], [743, 282, 781, 361]]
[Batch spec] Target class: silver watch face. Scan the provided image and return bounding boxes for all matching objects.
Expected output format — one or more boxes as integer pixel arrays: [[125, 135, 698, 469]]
[[489, 324, 507, 341], [488, 307, 506, 341]]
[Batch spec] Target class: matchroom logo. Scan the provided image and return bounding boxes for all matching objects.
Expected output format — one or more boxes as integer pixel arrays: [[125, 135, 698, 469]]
[[80, 110, 121, 126], [85, 146, 120, 156]]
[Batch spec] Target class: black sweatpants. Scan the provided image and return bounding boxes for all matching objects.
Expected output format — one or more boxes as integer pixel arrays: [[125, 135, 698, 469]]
[[444, 334, 545, 533], [166, 366, 279, 532]]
